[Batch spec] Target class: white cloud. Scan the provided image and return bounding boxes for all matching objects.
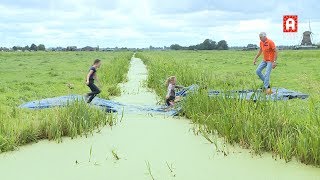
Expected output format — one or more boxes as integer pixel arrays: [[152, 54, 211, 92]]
[[237, 19, 273, 32], [0, 0, 319, 47]]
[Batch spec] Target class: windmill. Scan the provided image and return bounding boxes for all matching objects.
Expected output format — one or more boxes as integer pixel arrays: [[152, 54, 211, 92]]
[[296, 20, 318, 49], [301, 20, 314, 45]]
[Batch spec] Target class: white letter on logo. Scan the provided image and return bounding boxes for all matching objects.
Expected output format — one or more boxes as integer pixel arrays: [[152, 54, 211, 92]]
[[286, 18, 296, 30]]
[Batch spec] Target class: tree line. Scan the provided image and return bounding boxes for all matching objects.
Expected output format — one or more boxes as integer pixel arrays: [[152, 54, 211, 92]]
[[1, 39, 230, 52], [170, 39, 228, 50], [0, 44, 46, 51]]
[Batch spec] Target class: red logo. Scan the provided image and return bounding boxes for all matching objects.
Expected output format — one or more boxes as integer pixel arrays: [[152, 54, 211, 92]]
[[283, 15, 298, 32]]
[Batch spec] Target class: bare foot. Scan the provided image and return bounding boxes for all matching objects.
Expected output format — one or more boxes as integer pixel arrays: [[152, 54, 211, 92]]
[[265, 88, 272, 95]]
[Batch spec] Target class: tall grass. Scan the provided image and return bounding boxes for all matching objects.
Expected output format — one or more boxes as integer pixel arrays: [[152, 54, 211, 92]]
[[137, 50, 320, 166], [99, 53, 132, 98], [183, 91, 320, 165], [0, 51, 133, 153], [0, 101, 114, 152]]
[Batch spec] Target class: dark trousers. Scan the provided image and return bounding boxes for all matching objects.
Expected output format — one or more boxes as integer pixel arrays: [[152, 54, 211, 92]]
[[166, 96, 175, 106], [87, 82, 101, 103]]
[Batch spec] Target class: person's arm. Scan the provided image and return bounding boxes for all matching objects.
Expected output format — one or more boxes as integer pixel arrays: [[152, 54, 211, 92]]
[[94, 73, 101, 86], [272, 48, 278, 69], [253, 49, 262, 65], [269, 41, 278, 69], [166, 84, 172, 99], [86, 70, 94, 85], [175, 85, 184, 89]]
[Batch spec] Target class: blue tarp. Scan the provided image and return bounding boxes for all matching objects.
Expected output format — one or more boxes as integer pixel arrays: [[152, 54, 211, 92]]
[[176, 84, 199, 97], [208, 87, 309, 101], [19, 85, 308, 116], [19, 95, 180, 116], [177, 84, 308, 101]]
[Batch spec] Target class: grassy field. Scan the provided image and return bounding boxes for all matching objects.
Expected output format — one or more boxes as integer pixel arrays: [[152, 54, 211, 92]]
[[0, 51, 133, 152], [136, 50, 320, 166]]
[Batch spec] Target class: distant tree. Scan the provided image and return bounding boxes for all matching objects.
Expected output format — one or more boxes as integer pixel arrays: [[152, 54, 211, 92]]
[[201, 39, 216, 50], [38, 44, 45, 51], [0, 47, 9, 51], [66, 46, 77, 51], [81, 46, 95, 51], [12, 46, 18, 51], [216, 40, 229, 50], [24, 45, 30, 51], [244, 44, 258, 50], [187, 45, 197, 50], [30, 44, 38, 51], [170, 44, 183, 50], [169, 39, 228, 50]]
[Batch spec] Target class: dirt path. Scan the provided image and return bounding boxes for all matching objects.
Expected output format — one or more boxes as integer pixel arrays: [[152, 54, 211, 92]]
[[0, 56, 319, 180]]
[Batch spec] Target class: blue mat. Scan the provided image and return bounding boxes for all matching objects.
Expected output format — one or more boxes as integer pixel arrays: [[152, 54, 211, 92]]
[[175, 84, 308, 101], [208, 87, 309, 101], [19, 85, 308, 116], [176, 84, 199, 97], [19, 95, 180, 116]]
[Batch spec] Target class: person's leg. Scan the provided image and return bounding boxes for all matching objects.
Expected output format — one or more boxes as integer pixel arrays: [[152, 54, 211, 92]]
[[263, 62, 273, 89], [87, 81, 96, 95], [256, 61, 267, 82], [87, 83, 101, 103], [86, 84, 94, 101], [166, 96, 175, 106], [166, 98, 171, 106], [174, 96, 181, 102]]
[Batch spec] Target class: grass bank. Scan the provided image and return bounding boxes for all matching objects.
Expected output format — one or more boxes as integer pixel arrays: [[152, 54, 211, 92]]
[[137, 50, 320, 166], [0, 51, 133, 153]]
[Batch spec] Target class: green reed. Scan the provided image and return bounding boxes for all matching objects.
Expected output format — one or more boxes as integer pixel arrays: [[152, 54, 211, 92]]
[[137, 50, 320, 166], [0, 101, 114, 153]]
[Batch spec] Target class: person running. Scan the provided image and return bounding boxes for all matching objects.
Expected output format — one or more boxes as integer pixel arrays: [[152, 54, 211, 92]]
[[85, 59, 101, 103], [253, 32, 278, 94], [165, 76, 184, 106]]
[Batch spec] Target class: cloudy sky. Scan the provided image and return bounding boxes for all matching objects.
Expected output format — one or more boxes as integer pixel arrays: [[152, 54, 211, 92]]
[[0, 0, 319, 48]]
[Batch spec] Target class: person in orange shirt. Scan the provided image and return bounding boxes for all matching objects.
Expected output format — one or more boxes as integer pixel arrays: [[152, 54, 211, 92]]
[[253, 32, 278, 94]]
